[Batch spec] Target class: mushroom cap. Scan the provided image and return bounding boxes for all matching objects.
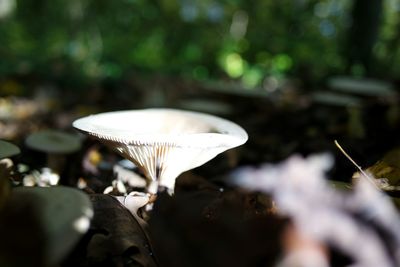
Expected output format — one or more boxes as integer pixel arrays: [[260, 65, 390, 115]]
[[0, 140, 21, 159], [11, 186, 93, 266], [328, 76, 395, 97], [73, 108, 248, 192], [25, 130, 81, 154], [73, 108, 247, 149], [312, 91, 361, 107]]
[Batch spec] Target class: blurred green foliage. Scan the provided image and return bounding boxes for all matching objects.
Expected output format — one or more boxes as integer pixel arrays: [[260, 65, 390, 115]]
[[0, 0, 399, 88]]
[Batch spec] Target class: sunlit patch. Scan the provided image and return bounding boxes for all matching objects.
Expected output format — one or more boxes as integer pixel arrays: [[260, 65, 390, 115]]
[[263, 76, 280, 92], [77, 177, 87, 189], [103, 186, 114, 194], [224, 53, 245, 78], [40, 168, 60, 186], [272, 54, 293, 73], [230, 10, 248, 40], [83, 207, 94, 218], [23, 174, 36, 187], [0, 0, 16, 19], [73, 216, 90, 234], [242, 68, 263, 88]]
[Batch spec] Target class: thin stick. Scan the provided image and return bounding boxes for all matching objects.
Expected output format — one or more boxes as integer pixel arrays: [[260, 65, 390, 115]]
[[334, 140, 378, 188]]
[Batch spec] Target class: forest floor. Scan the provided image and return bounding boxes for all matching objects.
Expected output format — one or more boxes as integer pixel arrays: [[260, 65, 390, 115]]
[[1, 74, 400, 266]]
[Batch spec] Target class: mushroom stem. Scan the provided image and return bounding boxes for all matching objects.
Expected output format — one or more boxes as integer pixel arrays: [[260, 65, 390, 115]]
[[47, 154, 66, 174], [147, 180, 159, 195], [0, 158, 12, 209], [144, 180, 158, 211]]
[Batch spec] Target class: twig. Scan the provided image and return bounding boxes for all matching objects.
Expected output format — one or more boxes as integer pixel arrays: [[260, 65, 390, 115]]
[[334, 140, 379, 188]]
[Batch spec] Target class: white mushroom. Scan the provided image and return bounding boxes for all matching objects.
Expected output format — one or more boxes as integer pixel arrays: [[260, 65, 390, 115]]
[[73, 108, 248, 194], [115, 191, 150, 219]]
